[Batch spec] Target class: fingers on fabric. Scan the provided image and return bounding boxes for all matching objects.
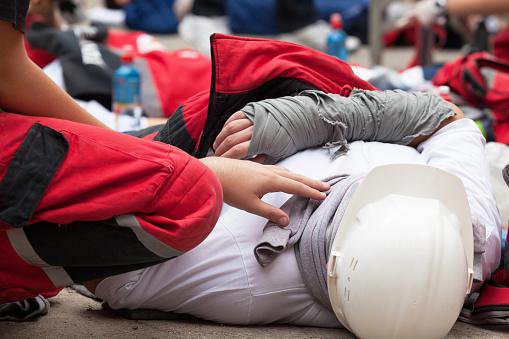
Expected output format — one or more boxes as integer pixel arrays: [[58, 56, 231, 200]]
[[273, 176, 327, 201], [215, 126, 253, 157], [270, 166, 330, 193], [248, 198, 290, 227], [213, 111, 251, 149]]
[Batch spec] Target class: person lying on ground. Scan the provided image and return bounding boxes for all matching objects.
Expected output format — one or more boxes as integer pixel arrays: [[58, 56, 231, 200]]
[[91, 89, 501, 337]]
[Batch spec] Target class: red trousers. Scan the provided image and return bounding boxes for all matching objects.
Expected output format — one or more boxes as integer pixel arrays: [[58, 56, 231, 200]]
[[0, 113, 222, 304]]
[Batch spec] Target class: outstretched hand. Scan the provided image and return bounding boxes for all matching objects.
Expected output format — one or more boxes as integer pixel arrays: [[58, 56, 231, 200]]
[[200, 157, 329, 227], [213, 111, 254, 160]]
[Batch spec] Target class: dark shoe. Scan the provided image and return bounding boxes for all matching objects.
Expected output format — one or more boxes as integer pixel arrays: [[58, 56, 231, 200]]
[[0, 295, 49, 321]]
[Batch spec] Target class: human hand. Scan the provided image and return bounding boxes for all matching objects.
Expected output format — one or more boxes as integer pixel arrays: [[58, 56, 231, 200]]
[[213, 111, 254, 160], [200, 157, 330, 227]]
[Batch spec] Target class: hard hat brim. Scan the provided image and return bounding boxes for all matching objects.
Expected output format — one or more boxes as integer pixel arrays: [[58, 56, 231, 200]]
[[327, 164, 474, 329]]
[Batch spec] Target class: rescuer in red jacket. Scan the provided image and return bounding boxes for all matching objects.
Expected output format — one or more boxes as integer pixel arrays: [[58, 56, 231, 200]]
[[0, 0, 329, 320]]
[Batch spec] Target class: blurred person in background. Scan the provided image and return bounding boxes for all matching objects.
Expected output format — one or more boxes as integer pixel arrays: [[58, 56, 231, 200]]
[[405, 0, 509, 27]]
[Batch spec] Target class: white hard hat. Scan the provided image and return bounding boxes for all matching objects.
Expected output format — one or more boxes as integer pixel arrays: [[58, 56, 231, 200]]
[[327, 164, 474, 339]]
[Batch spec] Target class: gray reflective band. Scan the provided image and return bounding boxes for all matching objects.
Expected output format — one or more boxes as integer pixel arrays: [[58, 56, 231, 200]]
[[115, 215, 181, 258], [134, 58, 164, 117], [6, 228, 73, 287]]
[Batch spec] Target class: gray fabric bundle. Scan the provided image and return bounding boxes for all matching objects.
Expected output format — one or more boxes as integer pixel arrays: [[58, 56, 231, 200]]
[[242, 89, 455, 163], [254, 175, 361, 310]]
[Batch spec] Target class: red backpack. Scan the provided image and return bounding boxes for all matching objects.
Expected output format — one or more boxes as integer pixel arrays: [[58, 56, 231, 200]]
[[433, 52, 509, 143]]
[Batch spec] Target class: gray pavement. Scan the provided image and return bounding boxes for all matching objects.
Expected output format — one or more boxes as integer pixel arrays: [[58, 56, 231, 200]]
[[2, 289, 508, 338]]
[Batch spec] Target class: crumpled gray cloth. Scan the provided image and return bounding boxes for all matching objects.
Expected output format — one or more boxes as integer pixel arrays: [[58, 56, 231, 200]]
[[254, 175, 362, 310], [242, 89, 455, 164]]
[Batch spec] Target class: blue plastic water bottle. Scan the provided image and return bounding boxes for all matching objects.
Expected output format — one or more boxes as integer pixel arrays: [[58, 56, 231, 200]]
[[113, 47, 142, 129], [326, 13, 348, 61]]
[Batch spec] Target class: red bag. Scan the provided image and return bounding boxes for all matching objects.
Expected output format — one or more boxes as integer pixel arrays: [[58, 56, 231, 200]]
[[433, 52, 509, 143]]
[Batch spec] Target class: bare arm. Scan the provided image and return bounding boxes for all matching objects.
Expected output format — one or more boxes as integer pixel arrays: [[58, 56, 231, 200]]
[[447, 0, 509, 16], [400, 0, 509, 27], [0, 21, 107, 128]]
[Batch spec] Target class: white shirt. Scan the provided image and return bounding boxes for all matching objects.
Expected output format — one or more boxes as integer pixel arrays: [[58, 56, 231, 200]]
[[96, 119, 501, 327]]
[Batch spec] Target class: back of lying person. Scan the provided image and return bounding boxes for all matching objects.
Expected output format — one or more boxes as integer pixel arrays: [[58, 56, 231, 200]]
[[95, 90, 500, 330]]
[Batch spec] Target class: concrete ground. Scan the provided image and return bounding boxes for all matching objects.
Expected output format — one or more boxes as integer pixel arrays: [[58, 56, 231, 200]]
[[2, 289, 508, 338], [2, 1, 509, 338]]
